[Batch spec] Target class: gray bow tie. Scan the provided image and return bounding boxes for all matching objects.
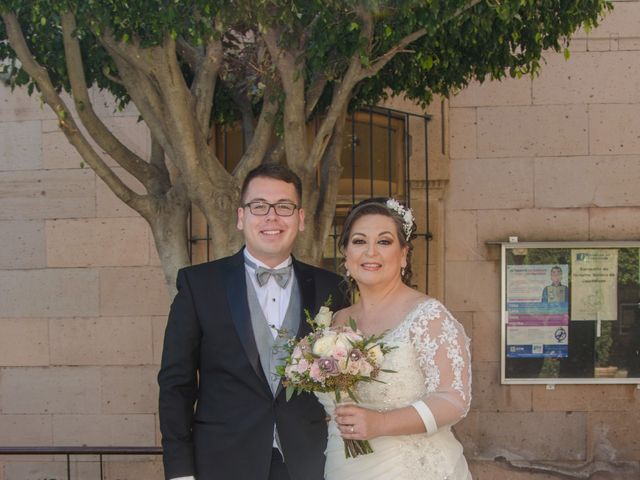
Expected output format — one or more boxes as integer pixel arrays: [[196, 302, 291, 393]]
[[245, 256, 292, 288], [255, 265, 292, 288]]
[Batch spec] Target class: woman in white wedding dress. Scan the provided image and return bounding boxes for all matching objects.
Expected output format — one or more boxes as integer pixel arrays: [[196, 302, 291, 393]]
[[316, 198, 472, 480]]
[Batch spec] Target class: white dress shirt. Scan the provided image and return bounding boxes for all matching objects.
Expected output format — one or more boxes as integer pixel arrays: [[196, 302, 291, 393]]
[[243, 249, 294, 337]]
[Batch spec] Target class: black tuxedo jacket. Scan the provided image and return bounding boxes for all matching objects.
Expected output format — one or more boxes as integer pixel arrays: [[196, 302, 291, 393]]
[[158, 249, 348, 480]]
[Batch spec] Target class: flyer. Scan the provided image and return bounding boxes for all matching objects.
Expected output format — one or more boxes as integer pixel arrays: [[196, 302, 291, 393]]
[[506, 265, 569, 358], [570, 249, 618, 321]]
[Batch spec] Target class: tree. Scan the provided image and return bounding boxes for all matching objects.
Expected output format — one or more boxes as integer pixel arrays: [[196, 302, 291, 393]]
[[0, 0, 611, 293]]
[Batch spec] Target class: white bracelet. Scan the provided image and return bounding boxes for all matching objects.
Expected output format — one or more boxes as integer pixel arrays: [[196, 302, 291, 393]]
[[411, 400, 438, 435]]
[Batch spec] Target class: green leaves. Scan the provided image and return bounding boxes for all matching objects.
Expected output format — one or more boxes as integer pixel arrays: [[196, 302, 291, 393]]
[[0, 0, 612, 126]]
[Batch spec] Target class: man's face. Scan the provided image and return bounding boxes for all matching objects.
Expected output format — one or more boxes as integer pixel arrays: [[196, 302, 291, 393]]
[[551, 269, 562, 285], [237, 176, 304, 267]]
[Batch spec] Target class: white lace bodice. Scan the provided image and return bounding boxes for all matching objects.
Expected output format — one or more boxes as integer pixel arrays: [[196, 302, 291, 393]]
[[316, 298, 472, 480], [318, 297, 472, 434]]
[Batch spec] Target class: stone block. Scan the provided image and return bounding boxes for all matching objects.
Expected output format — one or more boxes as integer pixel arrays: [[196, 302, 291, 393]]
[[589, 411, 640, 460], [90, 88, 141, 118], [477, 209, 590, 246], [0, 415, 52, 445], [4, 462, 100, 480], [41, 129, 85, 169], [445, 210, 484, 261], [589, 207, 640, 239], [477, 105, 588, 158], [104, 459, 164, 480], [101, 116, 151, 162], [0, 169, 95, 220], [619, 38, 640, 50], [0, 367, 100, 414], [590, 105, 640, 155], [444, 260, 500, 312], [95, 166, 146, 218], [100, 267, 170, 316], [101, 366, 159, 414], [588, 38, 614, 51], [0, 220, 45, 269], [52, 414, 156, 445], [534, 156, 640, 208], [469, 460, 562, 479], [46, 217, 150, 267], [449, 108, 477, 159], [533, 384, 638, 412], [533, 51, 640, 105], [477, 411, 587, 461], [448, 158, 534, 210], [472, 361, 533, 412], [0, 318, 49, 366], [588, 2, 640, 40], [0, 268, 99, 317], [152, 316, 168, 365], [0, 84, 56, 122], [471, 312, 502, 363], [450, 75, 532, 108], [0, 121, 42, 171], [49, 317, 153, 365]]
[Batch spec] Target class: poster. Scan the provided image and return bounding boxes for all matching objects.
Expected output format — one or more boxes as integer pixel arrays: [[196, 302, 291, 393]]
[[506, 265, 569, 358], [570, 249, 618, 321]]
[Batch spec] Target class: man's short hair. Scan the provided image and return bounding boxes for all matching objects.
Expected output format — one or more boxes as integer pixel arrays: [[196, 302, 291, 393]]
[[240, 163, 303, 204]]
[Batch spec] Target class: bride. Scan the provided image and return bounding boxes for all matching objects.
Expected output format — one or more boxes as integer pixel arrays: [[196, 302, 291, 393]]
[[316, 198, 472, 480]]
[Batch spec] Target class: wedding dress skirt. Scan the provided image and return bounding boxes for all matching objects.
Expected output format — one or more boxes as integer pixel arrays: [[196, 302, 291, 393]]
[[316, 299, 472, 480]]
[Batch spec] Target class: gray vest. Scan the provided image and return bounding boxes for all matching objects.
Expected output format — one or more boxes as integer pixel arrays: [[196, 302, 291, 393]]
[[245, 271, 301, 395]]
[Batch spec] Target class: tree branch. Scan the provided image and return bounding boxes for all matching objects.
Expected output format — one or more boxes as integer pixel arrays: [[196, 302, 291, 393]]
[[263, 27, 308, 169], [1, 11, 149, 214], [61, 11, 164, 191], [362, 0, 484, 79], [233, 89, 278, 180], [191, 34, 223, 134], [305, 7, 372, 172], [305, 71, 328, 119], [176, 37, 202, 72]]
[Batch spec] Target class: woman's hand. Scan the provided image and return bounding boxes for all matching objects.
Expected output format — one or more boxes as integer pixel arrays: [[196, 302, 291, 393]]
[[335, 404, 386, 441]]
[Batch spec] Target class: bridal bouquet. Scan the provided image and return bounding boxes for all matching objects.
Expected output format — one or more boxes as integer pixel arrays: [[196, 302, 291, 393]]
[[276, 298, 395, 458]]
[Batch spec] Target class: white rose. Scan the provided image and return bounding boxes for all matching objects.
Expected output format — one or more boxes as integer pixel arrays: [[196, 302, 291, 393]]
[[314, 306, 333, 329], [335, 332, 355, 351], [312, 332, 337, 356], [366, 344, 384, 365]]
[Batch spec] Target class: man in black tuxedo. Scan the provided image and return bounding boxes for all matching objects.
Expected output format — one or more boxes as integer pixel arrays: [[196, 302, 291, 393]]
[[158, 164, 347, 480]]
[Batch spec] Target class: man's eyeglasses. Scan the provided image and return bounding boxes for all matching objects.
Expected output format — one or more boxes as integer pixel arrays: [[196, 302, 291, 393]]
[[243, 201, 299, 217]]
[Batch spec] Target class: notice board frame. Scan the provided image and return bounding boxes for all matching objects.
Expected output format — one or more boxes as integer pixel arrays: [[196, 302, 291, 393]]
[[498, 240, 640, 385]]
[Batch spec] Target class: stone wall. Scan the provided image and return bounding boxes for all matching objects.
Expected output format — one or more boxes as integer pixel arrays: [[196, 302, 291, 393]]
[[447, 1, 640, 478], [0, 87, 168, 478]]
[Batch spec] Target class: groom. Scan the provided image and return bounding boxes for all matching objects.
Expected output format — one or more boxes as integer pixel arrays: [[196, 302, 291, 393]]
[[158, 164, 347, 480]]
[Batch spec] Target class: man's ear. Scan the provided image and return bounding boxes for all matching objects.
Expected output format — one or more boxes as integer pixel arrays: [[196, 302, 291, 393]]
[[237, 207, 245, 230], [298, 208, 305, 232]]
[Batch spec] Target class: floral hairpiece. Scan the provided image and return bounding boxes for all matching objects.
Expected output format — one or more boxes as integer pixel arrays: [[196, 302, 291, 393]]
[[385, 198, 415, 241]]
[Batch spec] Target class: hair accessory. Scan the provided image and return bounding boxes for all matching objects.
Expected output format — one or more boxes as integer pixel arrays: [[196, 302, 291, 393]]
[[386, 198, 415, 241]]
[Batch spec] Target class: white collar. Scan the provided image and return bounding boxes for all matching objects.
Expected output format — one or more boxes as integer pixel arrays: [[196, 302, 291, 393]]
[[243, 248, 292, 271]]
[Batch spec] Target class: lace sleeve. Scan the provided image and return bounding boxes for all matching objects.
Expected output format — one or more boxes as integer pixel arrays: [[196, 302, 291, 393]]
[[408, 299, 471, 432]]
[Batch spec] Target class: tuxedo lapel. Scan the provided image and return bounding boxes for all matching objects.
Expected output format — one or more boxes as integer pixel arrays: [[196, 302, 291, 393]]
[[292, 258, 316, 340], [224, 250, 269, 388]]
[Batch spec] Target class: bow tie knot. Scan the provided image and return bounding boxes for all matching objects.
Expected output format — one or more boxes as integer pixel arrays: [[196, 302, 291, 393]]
[[255, 265, 292, 288]]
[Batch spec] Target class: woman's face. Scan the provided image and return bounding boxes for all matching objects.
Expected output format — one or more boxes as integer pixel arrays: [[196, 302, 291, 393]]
[[344, 214, 408, 289]]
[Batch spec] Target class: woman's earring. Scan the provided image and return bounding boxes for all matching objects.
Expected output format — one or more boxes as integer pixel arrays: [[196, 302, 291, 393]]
[[346, 269, 351, 278], [401, 267, 405, 277]]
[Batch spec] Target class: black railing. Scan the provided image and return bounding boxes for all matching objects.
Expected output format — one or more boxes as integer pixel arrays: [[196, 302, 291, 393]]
[[0, 446, 162, 480]]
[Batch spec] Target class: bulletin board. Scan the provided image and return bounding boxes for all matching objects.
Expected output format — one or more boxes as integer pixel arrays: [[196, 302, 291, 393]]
[[500, 241, 640, 384]]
